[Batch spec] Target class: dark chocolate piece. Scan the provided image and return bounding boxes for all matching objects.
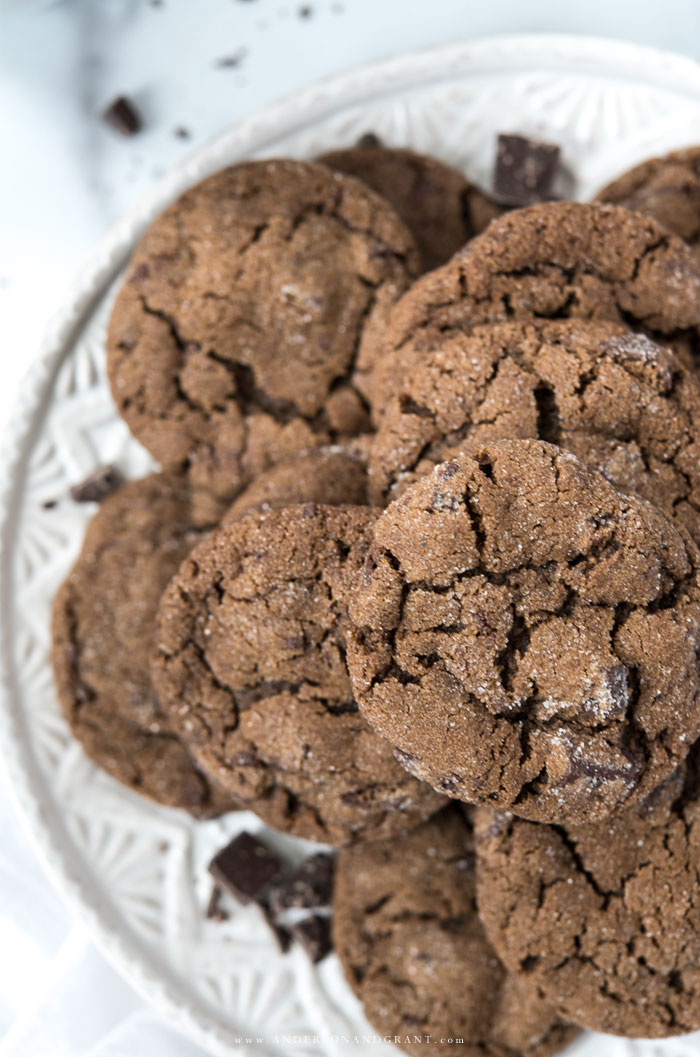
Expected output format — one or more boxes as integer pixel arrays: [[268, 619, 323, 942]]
[[70, 465, 123, 504], [257, 897, 292, 953], [291, 914, 332, 963], [493, 133, 560, 206], [42, 499, 58, 510], [206, 885, 229, 922], [174, 126, 190, 140], [269, 853, 334, 915], [208, 831, 283, 905], [102, 96, 142, 137], [355, 132, 382, 149]]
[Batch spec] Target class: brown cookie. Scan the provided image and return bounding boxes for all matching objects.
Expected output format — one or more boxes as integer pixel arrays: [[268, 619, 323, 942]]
[[474, 742, 700, 1037], [348, 440, 700, 826], [596, 145, 700, 256], [107, 159, 419, 501], [152, 504, 445, 845], [225, 446, 368, 523], [51, 474, 236, 817], [334, 806, 577, 1057], [318, 143, 503, 274], [362, 201, 700, 419], [369, 320, 700, 544]]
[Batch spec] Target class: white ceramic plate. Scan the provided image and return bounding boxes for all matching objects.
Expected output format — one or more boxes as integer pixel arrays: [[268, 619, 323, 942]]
[[3, 34, 700, 1057]]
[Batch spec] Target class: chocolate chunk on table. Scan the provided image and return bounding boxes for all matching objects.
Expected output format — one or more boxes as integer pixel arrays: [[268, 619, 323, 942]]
[[70, 465, 123, 504], [269, 853, 334, 915], [209, 831, 284, 905], [290, 915, 332, 963], [102, 96, 142, 137], [493, 133, 560, 205]]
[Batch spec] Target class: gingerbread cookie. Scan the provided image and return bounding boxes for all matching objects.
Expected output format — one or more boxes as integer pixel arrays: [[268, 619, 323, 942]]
[[319, 141, 503, 273], [51, 474, 236, 817], [348, 440, 700, 826], [334, 806, 577, 1057], [369, 320, 700, 546], [152, 504, 445, 845], [362, 201, 700, 418], [475, 741, 700, 1037], [107, 159, 419, 500], [596, 145, 700, 256], [225, 446, 368, 522]]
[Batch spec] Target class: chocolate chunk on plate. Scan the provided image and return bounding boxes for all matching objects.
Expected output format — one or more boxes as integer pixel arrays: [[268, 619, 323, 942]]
[[493, 133, 560, 205], [70, 465, 123, 503], [257, 897, 293, 953], [208, 831, 284, 905], [269, 853, 334, 915], [206, 885, 229, 922], [102, 96, 142, 137], [290, 915, 333, 963]]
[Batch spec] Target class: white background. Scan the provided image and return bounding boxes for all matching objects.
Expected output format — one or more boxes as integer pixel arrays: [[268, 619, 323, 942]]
[[3, 1, 700, 1054]]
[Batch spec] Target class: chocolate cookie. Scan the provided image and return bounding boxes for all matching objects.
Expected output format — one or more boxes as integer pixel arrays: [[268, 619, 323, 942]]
[[225, 446, 368, 523], [348, 440, 700, 826], [152, 504, 445, 844], [318, 142, 503, 274], [107, 159, 419, 500], [51, 474, 236, 816], [369, 321, 700, 545], [474, 741, 700, 1037], [596, 145, 700, 256], [362, 201, 700, 418], [334, 806, 577, 1057]]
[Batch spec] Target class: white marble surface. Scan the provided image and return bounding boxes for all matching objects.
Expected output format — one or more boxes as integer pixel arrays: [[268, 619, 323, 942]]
[[3, 3, 700, 1055]]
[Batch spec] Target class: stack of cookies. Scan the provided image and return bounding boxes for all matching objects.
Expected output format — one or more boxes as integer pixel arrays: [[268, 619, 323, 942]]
[[51, 139, 700, 1053]]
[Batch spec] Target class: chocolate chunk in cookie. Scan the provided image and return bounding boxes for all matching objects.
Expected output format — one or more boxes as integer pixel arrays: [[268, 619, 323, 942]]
[[475, 739, 700, 1037], [152, 504, 445, 845], [51, 474, 237, 816], [334, 806, 577, 1057], [362, 201, 700, 419], [369, 320, 700, 545], [319, 144, 504, 274], [107, 159, 419, 502], [348, 440, 700, 826], [225, 446, 368, 523], [596, 145, 700, 255]]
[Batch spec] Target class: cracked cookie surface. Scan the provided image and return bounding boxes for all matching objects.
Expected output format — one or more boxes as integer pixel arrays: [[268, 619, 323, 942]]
[[51, 474, 237, 817], [596, 146, 700, 260], [107, 159, 419, 500], [364, 201, 700, 418], [152, 504, 445, 845], [369, 320, 700, 546], [347, 440, 700, 825], [318, 144, 504, 275], [333, 806, 577, 1057], [474, 743, 700, 1037], [225, 445, 369, 522]]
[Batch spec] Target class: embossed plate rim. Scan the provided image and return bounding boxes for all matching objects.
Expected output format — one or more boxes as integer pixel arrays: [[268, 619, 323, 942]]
[[3, 33, 700, 1057]]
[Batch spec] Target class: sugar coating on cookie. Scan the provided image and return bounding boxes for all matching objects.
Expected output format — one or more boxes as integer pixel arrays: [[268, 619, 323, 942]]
[[51, 474, 236, 817], [369, 320, 700, 545], [596, 145, 700, 248], [152, 504, 445, 845], [107, 159, 419, 500], [475, 743, 700, 1037], [364, 201, 700, 418], [319, 144, 503, 275], [225, 446, 368, 523], [333, 806, 577, 1057], [348, 440, 700, 826]]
